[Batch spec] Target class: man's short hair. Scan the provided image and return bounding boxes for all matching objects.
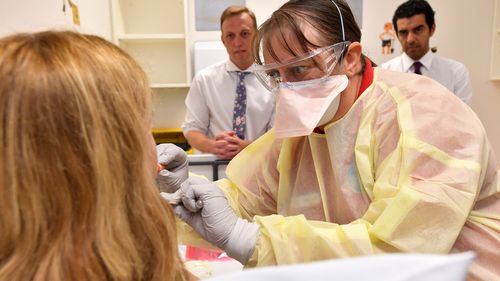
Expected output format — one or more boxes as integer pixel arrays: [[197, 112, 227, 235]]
[[392, 0, 435, 33], [220, 6, 257, 30]]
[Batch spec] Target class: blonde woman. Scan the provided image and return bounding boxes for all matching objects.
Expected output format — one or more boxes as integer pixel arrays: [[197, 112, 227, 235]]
[[0, 31, 193, 281]]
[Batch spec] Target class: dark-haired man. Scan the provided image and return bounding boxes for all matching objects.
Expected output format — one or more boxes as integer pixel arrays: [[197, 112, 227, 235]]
[[381, 0, 472, 104]]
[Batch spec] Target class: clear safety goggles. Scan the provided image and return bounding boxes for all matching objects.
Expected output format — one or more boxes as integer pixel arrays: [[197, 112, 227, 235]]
[[253, 41, 350, 92]]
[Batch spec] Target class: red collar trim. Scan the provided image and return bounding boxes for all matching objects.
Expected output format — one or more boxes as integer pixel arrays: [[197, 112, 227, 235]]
[[313, 127, 324, 134], [358, 56, 374, 98], [313, 57, 374, 135]]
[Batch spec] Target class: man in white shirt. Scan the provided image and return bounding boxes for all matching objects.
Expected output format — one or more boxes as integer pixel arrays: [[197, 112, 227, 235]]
[[381, 0, 472, 104], [182, 6, 275, 159]]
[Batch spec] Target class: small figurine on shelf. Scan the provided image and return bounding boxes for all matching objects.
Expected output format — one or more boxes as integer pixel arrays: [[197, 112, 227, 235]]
[[379, 22, 396, 54]]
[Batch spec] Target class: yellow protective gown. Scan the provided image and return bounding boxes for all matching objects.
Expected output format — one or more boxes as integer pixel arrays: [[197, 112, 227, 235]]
[[178, 68, 500, 280]]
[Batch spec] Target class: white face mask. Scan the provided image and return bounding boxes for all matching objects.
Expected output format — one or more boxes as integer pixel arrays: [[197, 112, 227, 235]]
[[274, 75, 348, 138], [317, 91, 342, 127]]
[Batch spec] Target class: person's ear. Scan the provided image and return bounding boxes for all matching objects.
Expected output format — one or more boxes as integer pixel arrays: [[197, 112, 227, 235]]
[[342, 42, 362, 77], [429, 23, 436, 37]]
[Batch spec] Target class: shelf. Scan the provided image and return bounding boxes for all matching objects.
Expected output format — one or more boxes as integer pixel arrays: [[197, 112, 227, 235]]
[[112, 0, 191, 128], [118, 34, 186, 40], [114, 0, 185, 34], [152, 88, 189, 128], [120, 40, 188, 85]]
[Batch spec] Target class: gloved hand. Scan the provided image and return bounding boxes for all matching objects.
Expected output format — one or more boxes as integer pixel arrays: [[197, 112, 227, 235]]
[[156, 143, 188, 193], [160, 176, 209, 207], [174, 181, 260, 264]]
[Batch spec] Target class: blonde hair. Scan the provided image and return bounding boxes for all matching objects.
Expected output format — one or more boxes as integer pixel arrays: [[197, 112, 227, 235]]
[[220, 5, 257, 30], [0, 31, 190, 281]]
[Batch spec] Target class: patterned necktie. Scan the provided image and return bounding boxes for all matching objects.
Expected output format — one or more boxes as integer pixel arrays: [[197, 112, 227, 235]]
[[412, 61, 423, 75], [232, 71, 250, 139]]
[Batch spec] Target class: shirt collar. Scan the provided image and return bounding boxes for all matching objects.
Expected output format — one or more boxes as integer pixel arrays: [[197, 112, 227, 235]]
[[401, 50, 434, 72], [225, 60, 256, 73]]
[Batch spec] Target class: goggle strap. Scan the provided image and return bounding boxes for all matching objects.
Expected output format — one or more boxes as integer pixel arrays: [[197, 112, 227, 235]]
[[331, 0, 345, 42]]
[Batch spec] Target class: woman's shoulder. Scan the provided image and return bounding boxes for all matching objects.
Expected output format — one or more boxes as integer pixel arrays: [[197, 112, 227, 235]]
[[374, 68, 457, 104]]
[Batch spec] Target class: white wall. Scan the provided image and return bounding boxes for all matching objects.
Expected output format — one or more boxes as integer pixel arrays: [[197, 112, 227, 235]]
[[0, 0, 111, 39], [362, 0, 500, 157]]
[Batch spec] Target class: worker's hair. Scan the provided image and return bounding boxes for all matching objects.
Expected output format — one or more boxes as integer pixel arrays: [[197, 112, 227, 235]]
[[392, 0, 435, 33], [220, 5, 257, 30], [253, 0, 361, 65], [0, 30, 190, 281]]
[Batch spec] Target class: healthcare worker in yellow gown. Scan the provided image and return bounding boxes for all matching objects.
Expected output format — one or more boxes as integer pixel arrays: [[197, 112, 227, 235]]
[[159, 0, 500, 279]]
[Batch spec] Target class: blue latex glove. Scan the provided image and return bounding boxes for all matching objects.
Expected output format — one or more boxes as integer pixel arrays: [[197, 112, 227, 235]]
[[174, 181, 260, 264], [156, 143, 188, 193]]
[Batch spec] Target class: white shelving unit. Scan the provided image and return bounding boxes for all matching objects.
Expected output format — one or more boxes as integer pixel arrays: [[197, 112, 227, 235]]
[[490, 0, 500, 80], [111, 0, 191, 128]]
